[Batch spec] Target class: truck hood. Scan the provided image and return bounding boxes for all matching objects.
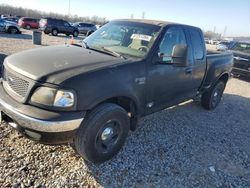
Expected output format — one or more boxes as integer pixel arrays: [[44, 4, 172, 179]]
[[4, 20, 18, 27], [4, 45, 125, 84]]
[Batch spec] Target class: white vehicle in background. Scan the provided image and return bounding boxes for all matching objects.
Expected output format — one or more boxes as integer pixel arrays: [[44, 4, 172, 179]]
[[209, 39, 220, 45], [216, 43, 228, 51]]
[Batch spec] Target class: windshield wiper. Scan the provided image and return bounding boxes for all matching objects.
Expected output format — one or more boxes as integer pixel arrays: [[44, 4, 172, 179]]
[[102, 47, 126, 59], [82, 42, 126, 59]]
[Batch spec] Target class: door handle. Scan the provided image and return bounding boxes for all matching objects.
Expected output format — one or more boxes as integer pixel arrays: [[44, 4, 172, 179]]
[[185, 67, 193, 74]]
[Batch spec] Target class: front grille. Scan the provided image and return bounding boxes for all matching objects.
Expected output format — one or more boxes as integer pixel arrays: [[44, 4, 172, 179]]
[[3, 67, 31, 101]]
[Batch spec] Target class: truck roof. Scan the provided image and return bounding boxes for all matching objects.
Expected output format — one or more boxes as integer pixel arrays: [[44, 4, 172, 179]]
[[114, 19, 200, 30], [114, 19, 173, 26]]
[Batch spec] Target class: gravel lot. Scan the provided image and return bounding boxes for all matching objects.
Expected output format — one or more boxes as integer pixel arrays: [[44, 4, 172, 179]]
[[0, 30, 250, 188]]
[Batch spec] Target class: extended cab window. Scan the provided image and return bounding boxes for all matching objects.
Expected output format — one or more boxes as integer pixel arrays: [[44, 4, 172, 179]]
[[190, 29, 204, 60], [159, 27, 187, 62]]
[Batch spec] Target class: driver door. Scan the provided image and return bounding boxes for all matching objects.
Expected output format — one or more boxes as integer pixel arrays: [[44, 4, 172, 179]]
[[146, 26, 196, 114]]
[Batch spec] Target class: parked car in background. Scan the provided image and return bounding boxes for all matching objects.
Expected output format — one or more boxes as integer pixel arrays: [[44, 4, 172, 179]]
[[39, 18, 79, 37], [216, 41, 237, 51], [0, 18, 21, 34], [209, 39, 220, 45], [216, 41, 230, 51], [72, 22, 97, 36], [3, 17, 19, 23], [230, 42, 250, 77], [204, 38, 210, 44], [18, 17, 39, 29]]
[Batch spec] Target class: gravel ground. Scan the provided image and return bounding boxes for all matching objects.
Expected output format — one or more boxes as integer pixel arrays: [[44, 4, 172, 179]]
[[0, 30, 250, 188]]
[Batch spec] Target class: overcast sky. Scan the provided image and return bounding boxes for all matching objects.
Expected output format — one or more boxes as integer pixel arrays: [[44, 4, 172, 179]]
[[1, 0, 250, 37]]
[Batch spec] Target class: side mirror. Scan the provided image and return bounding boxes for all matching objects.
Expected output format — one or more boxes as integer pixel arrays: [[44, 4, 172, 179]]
[[171, 44, 188, 66], [155, 44, 188, 66]]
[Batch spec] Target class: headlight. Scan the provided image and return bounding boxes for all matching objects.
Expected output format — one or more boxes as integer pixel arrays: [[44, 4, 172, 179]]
[[54, 90, 74, 107], [30, 87, 75, 108]]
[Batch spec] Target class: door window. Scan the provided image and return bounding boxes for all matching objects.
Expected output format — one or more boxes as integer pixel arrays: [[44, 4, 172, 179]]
[[63, 22, 70, 27], [189, 29, 204, 60], [159, 27, 187, 62]]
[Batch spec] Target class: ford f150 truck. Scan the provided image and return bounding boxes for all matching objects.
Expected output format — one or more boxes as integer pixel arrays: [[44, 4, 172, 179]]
[[0, 19, 233, 163]]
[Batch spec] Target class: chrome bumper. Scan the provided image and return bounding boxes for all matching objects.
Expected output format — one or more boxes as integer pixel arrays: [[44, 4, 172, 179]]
[[0, 96, 84, 133]]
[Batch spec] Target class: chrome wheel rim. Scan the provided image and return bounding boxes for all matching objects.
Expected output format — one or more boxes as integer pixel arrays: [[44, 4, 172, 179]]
[[95, 120, 121, 153]]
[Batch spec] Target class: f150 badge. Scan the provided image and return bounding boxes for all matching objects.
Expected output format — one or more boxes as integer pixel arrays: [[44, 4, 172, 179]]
[[135, 77, 146, 85]]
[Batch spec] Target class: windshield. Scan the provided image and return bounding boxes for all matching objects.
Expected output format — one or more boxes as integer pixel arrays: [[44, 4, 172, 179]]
[[84, 21, 161, 58], [232, 43, 250, 53]]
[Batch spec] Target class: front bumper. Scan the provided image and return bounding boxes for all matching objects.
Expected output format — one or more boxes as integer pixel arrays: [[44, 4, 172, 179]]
[[0, 82, 86, 144]]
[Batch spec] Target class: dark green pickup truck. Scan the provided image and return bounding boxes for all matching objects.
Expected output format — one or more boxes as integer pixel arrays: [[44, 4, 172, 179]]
[[0, 19, 233, 163]]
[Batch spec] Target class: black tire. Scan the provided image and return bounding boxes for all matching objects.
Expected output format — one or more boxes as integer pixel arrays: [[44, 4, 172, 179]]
[[44, 31, 49, 35], [25, 25, 31, 30], [72, 30, 79, 37], [201, 81, 226, 110], [66, 33, 70, 36], [8, 27, 18, 34], [74, 103, 129, 164], [0, 53, 7, 77], [87, 31, 93, 36], [52, 29, 58, 36]]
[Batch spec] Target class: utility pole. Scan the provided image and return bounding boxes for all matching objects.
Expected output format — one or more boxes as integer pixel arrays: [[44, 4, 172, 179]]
[[68, 0, 71, 17], [142, 11, 145, 19], [213, 26, 216, 33], [223, 26, 227, 37]]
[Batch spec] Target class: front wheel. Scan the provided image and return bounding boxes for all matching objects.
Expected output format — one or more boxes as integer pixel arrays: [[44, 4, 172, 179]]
[[8, 27, 18, 34], [74, 103, 129, 164], [201, 81, 226, 110]]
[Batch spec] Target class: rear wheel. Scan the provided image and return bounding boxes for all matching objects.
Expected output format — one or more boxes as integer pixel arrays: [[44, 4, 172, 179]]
[[52, 29, 58, 36], [72, 30, 79, 37], [87, 31, 93, 36], [8, 27, 18, 34], [201, 81, 226, 110], [25, 25, 31, 30], [74, 103, 129, 164]]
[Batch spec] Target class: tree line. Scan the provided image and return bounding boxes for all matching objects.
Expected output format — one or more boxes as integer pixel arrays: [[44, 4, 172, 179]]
[[0, 4, 107, 25]]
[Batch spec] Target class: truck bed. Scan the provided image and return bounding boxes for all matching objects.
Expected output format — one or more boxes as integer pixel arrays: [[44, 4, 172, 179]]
[[200, 51, 233, 91]]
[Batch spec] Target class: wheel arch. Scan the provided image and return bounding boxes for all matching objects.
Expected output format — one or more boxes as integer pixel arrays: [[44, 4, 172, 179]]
[[88, 96, 140, 131], [7, 26, 18, 33], [218, 72, 230, 84]]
